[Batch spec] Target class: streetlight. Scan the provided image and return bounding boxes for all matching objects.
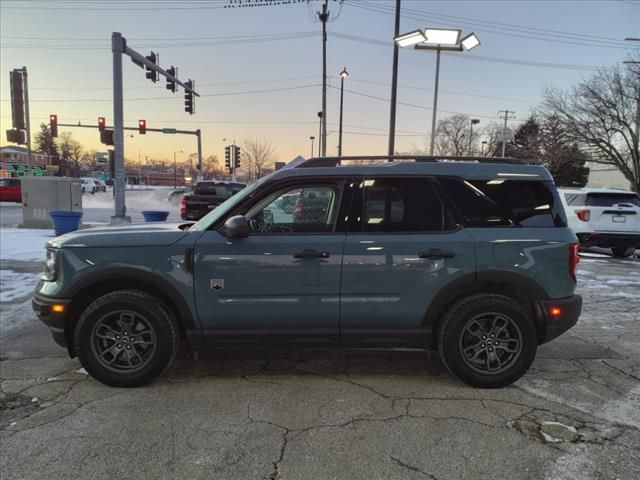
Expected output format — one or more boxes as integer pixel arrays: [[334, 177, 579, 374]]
[[338, 67, 349, 157], [173, 150, 183, 188], [309, 136, 315, 158], [469, 118, 480, 155], [395, 28, 481, 155]]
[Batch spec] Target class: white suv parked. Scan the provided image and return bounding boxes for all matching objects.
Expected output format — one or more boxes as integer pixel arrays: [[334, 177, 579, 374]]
[[81, 178, 97, 194], [558, 187, 640, 257]]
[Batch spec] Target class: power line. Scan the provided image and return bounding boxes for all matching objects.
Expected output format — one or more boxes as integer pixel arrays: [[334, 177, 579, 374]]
[[331, 85, 503, 120], [0, 83, 321, 103]]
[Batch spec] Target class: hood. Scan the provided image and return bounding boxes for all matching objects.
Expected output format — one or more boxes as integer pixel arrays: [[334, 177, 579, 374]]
[[47, 222, 193, 249]]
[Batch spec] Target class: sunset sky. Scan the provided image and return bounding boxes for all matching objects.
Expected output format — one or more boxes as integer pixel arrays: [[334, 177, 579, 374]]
[[1, 0, 638, 166]]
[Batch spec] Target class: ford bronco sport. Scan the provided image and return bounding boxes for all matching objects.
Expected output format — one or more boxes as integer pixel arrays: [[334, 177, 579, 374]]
[[33, 156, 582, 388]]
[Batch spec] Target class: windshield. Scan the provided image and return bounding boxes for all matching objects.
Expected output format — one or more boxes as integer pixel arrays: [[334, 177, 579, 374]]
[[586, 192, 640, 207], [190, 177, 268, 231]]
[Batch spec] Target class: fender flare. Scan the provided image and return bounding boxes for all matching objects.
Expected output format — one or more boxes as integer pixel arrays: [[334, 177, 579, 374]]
[[63, 266, 198, 331]]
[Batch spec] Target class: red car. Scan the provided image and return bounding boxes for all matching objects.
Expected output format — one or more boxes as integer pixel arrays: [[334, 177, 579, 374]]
[[0, 178, 22, 202]]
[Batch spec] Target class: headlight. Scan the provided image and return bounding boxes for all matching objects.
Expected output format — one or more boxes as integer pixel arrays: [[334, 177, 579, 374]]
[[42, 249, 58, 281]]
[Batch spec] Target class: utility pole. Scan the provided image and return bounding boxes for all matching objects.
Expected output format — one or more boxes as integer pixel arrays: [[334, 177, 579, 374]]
[[319, 0, 329, 157], [387, 0, 401, 157], [624, 38, 640, 191], [498, 110, 516, 157]]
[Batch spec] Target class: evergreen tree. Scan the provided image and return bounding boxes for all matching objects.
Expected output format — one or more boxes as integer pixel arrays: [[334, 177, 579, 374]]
[[34, 123, 59, 172]]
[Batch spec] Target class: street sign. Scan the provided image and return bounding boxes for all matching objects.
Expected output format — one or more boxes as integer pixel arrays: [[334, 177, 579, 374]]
[[162, 128, 177, 134]]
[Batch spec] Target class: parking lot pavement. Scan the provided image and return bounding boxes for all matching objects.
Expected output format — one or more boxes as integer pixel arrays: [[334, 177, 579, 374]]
[[1, 256, 639, 480]]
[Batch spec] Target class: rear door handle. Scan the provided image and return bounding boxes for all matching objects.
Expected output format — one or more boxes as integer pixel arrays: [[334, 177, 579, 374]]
[[418, 248, 455, 259], [294, 249, 330, 259]]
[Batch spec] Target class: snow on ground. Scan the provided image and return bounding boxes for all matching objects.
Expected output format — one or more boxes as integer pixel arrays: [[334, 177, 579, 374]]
[[0, 228, 53, 261], [0, 269, 40, 303]]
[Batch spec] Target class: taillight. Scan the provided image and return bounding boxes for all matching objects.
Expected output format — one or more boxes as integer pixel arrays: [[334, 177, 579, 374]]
[[180, 198, 186, 215], [575, 209, 590, 222], [294, 199, 303, 219], [569, 243, 579, 281]]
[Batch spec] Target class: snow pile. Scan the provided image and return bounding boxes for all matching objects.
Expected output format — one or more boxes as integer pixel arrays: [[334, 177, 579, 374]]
[[0, 270, 39, 302], [0, 228, 53, 262]]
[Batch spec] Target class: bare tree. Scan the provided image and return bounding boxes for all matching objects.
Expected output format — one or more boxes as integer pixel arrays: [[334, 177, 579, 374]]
[[58, 132, 84, 177], [541, 60, 639, 191], [481, 122, 507, 157], [241, 135, 276, 182]]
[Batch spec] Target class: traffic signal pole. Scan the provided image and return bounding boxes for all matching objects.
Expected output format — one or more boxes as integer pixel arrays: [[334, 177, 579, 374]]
[[110, 31, 199, 222], [22, 67, 33, 176], [112, 33, 127, 222]]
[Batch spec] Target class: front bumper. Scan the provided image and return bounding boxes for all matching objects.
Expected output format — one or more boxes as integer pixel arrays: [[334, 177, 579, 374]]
[[539, 295, 582, 344], [577, 232, 640, 249], [32, 293, 70, 348]]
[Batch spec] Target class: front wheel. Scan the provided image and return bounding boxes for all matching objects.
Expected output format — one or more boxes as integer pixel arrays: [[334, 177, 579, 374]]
[[75, 290, 178, 387], [438, 294, 537, 388], [611, 246, 635, 258]]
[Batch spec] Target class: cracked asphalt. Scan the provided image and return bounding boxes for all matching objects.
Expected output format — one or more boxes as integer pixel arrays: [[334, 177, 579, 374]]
[[1, 254, 639, 480]]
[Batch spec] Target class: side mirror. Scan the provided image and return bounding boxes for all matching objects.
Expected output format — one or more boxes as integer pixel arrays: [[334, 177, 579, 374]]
[[223, 215, 249, 239]]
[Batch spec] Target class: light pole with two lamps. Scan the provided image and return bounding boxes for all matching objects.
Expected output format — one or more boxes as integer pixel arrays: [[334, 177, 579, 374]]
[[394, 28, 481, 155], [338, 67, 349, 157]]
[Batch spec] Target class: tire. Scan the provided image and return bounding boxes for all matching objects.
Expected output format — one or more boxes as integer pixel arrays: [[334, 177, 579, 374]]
[[74, 290, 178, 387], [611, 246, 634, 258], [437, 294, 537, 389]]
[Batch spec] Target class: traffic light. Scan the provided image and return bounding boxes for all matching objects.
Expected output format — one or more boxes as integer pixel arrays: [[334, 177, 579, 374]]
[[49, 114, 58, 138], [6, 129, 26, 145], [184, 79, 194, 115], [145, 52, 157, 83], [138, 119, 147, 135], [98, 117, 106, 132], [166, 66, 176, 93], [226, 146, 232, 168], [10, 70, 26, 130], [100, 129, 114, 146], [234, 145, 241, 169]]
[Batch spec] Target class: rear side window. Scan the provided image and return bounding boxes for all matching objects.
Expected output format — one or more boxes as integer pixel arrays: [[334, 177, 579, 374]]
[[586, 193, 640, 207], [438, 178, 564, 227], [354, 177, 454, 232], [564, 193, 587, 206]]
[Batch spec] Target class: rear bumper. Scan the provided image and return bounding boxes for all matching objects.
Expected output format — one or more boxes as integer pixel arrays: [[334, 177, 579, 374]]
[[32, 293, 70, 348], [539, 295, 582, 344], [577, 232, 640, 249]]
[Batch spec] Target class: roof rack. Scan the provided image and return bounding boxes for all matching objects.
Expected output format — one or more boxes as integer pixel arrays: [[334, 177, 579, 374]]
[[296, 155, 532, 168]]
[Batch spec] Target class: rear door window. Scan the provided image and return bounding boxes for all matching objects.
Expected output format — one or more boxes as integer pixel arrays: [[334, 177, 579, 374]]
[[353, 177, 455, 232]]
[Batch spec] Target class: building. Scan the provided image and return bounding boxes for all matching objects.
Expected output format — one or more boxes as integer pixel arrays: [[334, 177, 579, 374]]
[[0, 145, 51, 177]]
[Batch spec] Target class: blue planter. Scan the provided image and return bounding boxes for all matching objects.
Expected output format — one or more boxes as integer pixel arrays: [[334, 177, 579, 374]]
[[49, 211, 83, 236], [141, 210, 170, 222]]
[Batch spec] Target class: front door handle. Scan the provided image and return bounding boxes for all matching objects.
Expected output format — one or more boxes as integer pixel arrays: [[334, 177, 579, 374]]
[[418, 248, 455, 259], [294, 249, 330, 259]]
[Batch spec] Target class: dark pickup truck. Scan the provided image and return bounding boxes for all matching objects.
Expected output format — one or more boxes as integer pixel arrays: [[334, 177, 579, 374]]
[[180, 180, 246, 220]]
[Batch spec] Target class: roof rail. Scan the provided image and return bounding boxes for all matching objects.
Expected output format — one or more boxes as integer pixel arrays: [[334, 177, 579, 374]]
[[297, 155, 533, 168]]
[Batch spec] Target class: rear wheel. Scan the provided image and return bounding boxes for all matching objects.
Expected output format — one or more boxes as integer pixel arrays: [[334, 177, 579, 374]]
[[75, 290, 178, 387], [611, 246, 634, 258], [438, 294, 537, 388]]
